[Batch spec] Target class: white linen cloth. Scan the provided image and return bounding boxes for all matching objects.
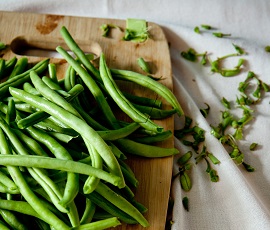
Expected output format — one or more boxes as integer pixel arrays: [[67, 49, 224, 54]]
[[1, 1, 270, 229]]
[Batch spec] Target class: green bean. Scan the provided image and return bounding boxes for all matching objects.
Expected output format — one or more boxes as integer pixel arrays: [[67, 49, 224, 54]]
[[137, 57, 151, 74], [0, 128, 70, 230], [14, 103, 37, 113], [95, 182, 149, 227], [107, 142, 127, 160], [32, 120, 78, 136], [82, 139, 102, 194], [116, 138, 179, 157], [97, 122, 140, 140], [42, 76, 62, 91], [56, 46, 121, 129], [0, 208, 28, 230], [0, 59, 49, 98], [0, 59, 6, 79], [0, 155, 123, 187], [120, 165, 138, 188], [64, 65, 75, 92], [0, 182, 20, 194], [0, 169, 18, 192], [99, 53, 163, 133], [80, 198, 95, 224], [71, 217, 121, 230], [9, 57, 28, 79], [133, 103, 177, 119], [6, 99, 16, 125], [4, 57, 18, 75], [34, 219, 51, 230], [0, 57, 18, 79], [60, 26, 100, 81], [48, 63, 58, 83], [0, 199, 51, 222], [9, 86, 125, 188], [0, 220, 10, 230], [111, 68, 184, 116], [132, 129, 173, 144], [81, 189, 137, 224], [23, 82, 41, 96], [123, 91, 162, 108]]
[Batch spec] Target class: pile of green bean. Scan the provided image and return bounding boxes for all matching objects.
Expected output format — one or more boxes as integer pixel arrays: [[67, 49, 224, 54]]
[[0, 26, 182, 229]]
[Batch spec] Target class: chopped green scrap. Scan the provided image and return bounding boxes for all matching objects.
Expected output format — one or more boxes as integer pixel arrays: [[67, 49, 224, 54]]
[[123, 18, 149, 42], [100, 23, 121, 37]]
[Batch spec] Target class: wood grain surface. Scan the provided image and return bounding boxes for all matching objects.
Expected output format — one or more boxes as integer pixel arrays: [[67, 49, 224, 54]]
[[0, 11, 174, 230]]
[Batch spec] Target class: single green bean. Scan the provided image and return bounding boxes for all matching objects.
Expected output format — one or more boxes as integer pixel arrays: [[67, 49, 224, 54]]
[[111, 68, 184, 116], [95, 182, 149, 227], [48, 63, 58, 83], [97, 122, 140, 141], [99, 53, 163, 133], [0, 58, 49, 98], [80, 198, 96, 224], [9, 86, 125, 188], [60, 26, 100, 81], [23, 82, 41, 96], [6, 99, 16, 125], [0, 165, 20, 191], [123, 91, 162, 108], [42, 76, 62, 90], [133, 103, 177, 119], [82, 139, 102, 194], [0, 154, 123, 187], [132, 129, 173, 144], [0, 59, 6, 79], [0, 220, 11, 230], [116, 138, 179, 157], [0, 57, 18, 79], [9, 57, 28, 79]]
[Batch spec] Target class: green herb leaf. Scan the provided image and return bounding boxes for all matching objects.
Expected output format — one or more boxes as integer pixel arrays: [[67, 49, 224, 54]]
[[201, 24, 212, 30], [212, 32, 231, 38], [194, 26, 200, 34], [180, 48, 198, 62], [249, 142, 258, 151], [221, 97, 231, 109], [182, 197, 189, 211], [242, 162, 255, 172], [233, 44, 245, 55], [265, 46, 270, 52], [200, 103, 210, 117]]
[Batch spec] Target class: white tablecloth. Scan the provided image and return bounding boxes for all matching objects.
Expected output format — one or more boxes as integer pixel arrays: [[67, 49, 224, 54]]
[[1, 1, 270, 229]]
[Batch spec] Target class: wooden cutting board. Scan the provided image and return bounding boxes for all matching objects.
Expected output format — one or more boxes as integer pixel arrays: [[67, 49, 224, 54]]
[[0, 11, 174, 230]]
